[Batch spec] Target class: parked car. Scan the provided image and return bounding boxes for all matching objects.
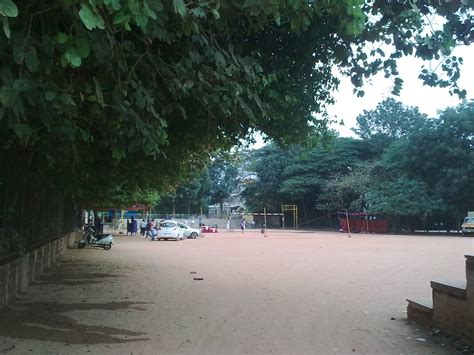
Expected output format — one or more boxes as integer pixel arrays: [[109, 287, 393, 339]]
[[157, 220, 185, 241], [461, 216, 474, 236], [177, 222, 201, 239]]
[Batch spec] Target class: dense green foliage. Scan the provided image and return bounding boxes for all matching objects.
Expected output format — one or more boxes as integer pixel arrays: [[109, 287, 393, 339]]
[[353, 98, 427, 140], [241, 100, 474, 231], [153, 173, 210, 214], [0, 0, 472, 208]]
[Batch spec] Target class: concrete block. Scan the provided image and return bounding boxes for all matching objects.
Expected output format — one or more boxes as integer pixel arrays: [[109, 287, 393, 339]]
[[13, 259, 21, 298], [34, 247, 43, 279], [7, 263, 16, 302], [0, 265, 6, 304], [28, 252, 35, 283], [47, 243, 53, 268], [433, 289, 470, 341], [0, 232, 76, 305], [67, 231, 82, 248], [431, 280, 466, 300], [19, 253, 29, 291], [407, 298, 433, 325], [466, 255, 474, 297]]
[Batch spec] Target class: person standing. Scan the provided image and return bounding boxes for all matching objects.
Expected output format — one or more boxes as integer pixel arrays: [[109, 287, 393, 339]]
[[140, 219, 147, 236], [146, 219, 155, 238], [240, 220, 245, 232], [226, 219, 230, 230]]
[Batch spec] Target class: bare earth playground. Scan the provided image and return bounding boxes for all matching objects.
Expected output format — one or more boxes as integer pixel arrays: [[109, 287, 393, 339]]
[[0, 230, 473, 354]]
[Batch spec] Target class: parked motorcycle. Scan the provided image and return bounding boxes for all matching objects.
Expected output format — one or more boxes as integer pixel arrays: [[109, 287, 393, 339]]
[[78, 224, 114, 250]]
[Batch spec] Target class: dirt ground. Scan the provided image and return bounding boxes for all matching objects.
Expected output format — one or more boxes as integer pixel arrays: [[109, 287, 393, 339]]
[[1, 230, 473, 354]]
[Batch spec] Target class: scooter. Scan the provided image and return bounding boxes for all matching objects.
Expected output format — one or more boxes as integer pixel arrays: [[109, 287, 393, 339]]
[[78, 225, 114, 250]]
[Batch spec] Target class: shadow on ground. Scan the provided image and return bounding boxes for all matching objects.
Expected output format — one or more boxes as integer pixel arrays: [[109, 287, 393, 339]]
[[31, 259, 124, 286], [0, 301, 150, 344], [33, 272, 122, 286]]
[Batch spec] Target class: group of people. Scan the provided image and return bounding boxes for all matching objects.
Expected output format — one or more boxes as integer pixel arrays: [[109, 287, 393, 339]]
[[139, 218, 160, 239]]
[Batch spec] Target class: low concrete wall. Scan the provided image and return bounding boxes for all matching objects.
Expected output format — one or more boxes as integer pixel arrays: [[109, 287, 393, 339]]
[[432, 289, 471, 341], [432, 255, 474, 345], [0, 231, 82, 305], [467, 255, 474, 299]]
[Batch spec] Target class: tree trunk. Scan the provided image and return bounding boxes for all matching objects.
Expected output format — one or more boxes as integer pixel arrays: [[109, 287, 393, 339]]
[[219, 199, 223, 219]]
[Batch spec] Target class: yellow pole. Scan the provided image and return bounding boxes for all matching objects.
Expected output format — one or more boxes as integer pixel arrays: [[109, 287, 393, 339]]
[[295, 205, 298, 229]]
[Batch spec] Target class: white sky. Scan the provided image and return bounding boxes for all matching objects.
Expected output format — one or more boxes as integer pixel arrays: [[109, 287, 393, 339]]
[[328, 45, 474, 137], [248, 44, 474, 148]]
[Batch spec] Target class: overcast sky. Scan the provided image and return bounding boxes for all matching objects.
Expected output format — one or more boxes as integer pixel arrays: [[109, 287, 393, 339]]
[[248, 44, 474, 148], [328, 45, 474, 137]]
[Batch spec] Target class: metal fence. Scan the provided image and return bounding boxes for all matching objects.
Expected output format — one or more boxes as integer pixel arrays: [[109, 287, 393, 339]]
[[0, 165, 82, 263]]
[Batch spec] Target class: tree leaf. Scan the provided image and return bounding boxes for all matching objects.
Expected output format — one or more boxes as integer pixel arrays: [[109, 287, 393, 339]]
[[143, 0, 157, 19], [190, 7, 206, 18], [135, 15, 148, 30], [105, 0, 121, 11], [75, 37, 90, 58], [2, 16, 10, 38], [211, 9, 220, 19], [25, 49, 40, 72], [13, 79, 33, 92], [14, 124, 33, 139], [57, 32, 68, 44], [184, 80, 194, 89], [79, 4, 105, 31], [45, 91, 56, 101], [112, 147, 126, 160], [0, 0, 18, 17], [93, 77, 104, 107], [148, 0, 163, 11], [65, 47, 82, 67], [0, 85, 16, 107], [173, 0, 186, 17], [214, 51, 226, 67]]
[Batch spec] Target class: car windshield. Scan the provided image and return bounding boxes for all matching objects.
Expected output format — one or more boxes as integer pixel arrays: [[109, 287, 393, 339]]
[[178, 223, 187, 228], [464, 217, 474, 223], [160, 222, 176, 228]]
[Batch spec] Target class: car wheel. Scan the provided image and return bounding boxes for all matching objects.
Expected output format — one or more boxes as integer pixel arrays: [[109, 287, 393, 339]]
[[190, 232, 198, 239]]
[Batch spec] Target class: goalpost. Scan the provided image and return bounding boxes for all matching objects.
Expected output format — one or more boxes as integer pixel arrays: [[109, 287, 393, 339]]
[[281, 204, 298, 229]]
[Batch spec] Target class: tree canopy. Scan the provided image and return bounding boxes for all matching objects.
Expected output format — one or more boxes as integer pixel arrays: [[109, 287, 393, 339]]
[[0, 0, 472, 207], [352, 98, 428, 140]]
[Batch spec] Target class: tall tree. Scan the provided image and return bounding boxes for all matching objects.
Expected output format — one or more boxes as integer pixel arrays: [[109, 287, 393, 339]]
[[208, 154, 239, 218], [353, 98, 428, 141], [379, 101, 474, 218], [280, 138, 374, 221], [241, 144, 292, 212]]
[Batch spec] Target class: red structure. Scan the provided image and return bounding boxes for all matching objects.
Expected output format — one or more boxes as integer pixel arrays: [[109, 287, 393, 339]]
[[337, 212, 389, 234], [201, 226, 218, 233]]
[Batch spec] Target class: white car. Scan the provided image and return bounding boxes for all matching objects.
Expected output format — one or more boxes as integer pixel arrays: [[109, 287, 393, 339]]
[[177, 222, 201, 239], [157, 220, 185, 241]]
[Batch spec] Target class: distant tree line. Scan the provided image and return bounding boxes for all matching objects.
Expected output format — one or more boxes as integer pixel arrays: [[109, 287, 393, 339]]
[[243, 99, 474, 232], [167, 99, 474, 232]]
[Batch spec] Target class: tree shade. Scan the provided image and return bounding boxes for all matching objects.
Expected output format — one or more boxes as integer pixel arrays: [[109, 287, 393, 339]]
[[0, 0, 472, 207]]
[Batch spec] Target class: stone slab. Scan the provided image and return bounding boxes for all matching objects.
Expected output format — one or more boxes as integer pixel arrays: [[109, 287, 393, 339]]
[[431, 280, 467, 300]]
